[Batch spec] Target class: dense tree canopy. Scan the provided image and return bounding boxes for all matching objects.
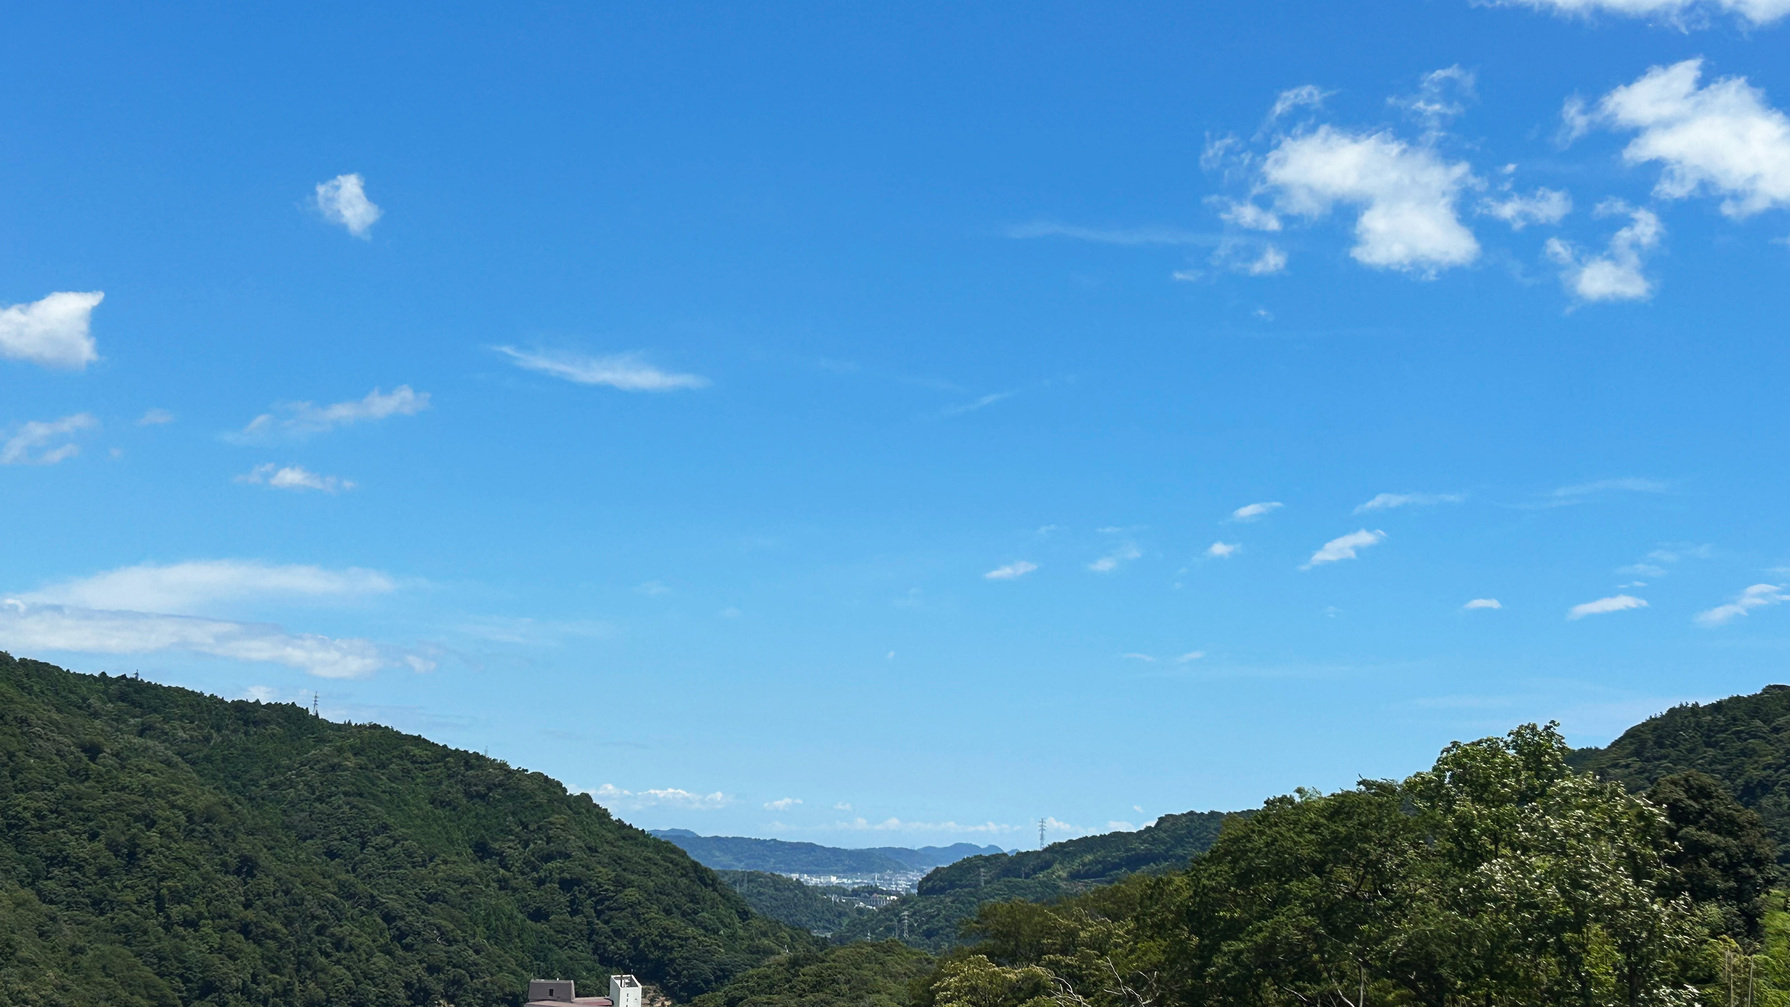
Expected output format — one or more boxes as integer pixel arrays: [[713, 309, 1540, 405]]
[[0, 654, 806, 1007]]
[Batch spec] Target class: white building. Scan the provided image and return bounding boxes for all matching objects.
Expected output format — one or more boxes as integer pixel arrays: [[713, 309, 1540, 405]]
[[609, 975, 642, 1007]]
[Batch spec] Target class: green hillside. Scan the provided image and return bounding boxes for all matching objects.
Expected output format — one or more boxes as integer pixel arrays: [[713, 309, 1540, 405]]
[[1568, 683, 1790, 864], [834, 809, 1235, 949], [716, 871, 879, 934], [0, 653, 805, 1007]]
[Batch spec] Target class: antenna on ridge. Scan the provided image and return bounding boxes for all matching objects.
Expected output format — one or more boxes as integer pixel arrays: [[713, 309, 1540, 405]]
[[312, 692, 319, 718], [1038, 817, 1046, 850]]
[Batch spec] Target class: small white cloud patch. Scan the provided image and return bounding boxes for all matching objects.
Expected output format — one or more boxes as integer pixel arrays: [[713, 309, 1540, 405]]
[[1546, 203, 1663, 303], [232, 385, 430, 441], [495, 347, 710, 391], [1463, 598, 1504, 610], [1568, 594, 1649, 620], [581, 784, 732, 811], [1354, 491, 1465, 513], [0, 292, 104, 370], [1505, 0, 1790, 30], [1480, 188, 1572, 229], [1230, 501, 1283, 522], [764, 797, 803, 811], [315, 173, 383, 238], [138, 408, 175, 426], [1087, 543, 1142, 573], [984, 560, 1039, 581], [1304, 529, 1387, 568], [236, 464, 355, 493], [1584, 59, 1790, 217], [1696, 584, 1789, 626], [2, 413, 99, 465], [1205, 542, 1240, 559], [1262, 126, 1479, 274]]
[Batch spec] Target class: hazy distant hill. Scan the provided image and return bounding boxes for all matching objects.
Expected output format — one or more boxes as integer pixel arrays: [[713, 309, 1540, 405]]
[[0, 653, 804, 1007], [650, 830, 1003, 876], [1569, 683, 1790, 863], [834, 809, 1237, 949]]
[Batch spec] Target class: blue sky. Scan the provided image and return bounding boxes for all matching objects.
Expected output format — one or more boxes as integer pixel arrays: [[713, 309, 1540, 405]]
[[5, 0, 1790, 845]]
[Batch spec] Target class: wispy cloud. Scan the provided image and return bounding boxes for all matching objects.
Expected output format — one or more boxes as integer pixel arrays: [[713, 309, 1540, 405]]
[[1568, 594, 1648, 620], [22, 559, 396, 615], [1269, 84, 1333, 121], [1205, 541, 1241, 559], [1176, 650, 1206, 663], [230, 386, 430, 442], [1500, 0, 1790, 26], [137, 408, 175, 426], [1354, 491, 1465, 513], [1480, 188, 1572, 230], [1006, 221, 1214, 246], [236, 464, 355, 493], [764, 797, 803, 811], [829, 817, 1020, 834], [580, 784, 732, 811], [1546, 202, 1663, 303], [0, 600, 417, 678], [1229, 501, 1283, 522], [315, 173, 382, 238], [984, 560, 1039, 581], [1463, 598, 1503, 610], [2, 413, 98, 465], [1696, 584, 1789, 627], [1303, 529, 1387, 568], [1087, 543, 1142, 573], [0, 291, 103, 370], [942, 390, 1018, 417], [495, 346, 709, 391], [1540, 477, 1669, 506]]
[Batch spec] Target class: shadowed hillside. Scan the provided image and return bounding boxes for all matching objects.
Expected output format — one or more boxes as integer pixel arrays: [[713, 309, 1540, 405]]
[[0, 653, 806, 1007]]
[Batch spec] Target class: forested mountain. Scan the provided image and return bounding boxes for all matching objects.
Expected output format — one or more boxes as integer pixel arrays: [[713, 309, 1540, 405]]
[[716, 870, 878, 934], [650, 832, 1002, 876], [834, 809, 1235, 949], [1568, 684, 1790, 865], [0, 654, 806, 1007]]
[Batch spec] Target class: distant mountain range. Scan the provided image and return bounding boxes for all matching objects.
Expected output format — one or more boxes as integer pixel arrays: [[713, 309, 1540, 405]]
[[650, 830, 1005, 875]]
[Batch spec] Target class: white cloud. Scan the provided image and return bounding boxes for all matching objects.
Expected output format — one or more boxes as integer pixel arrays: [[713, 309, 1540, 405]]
[[1585, 60, 1790, 217], [764, 797, 803, 811], [1270, 85, 1333, 121], [1548, 477, 1670, 501], [1087, 543, 1142, 573], [1463, 598, 1504, 610], [495, 346, 709, 391], [984, 560, 1039, 581], [635, 580, 672, 596], [1205, 541, 1241, 558], [1546, 203, 1663, 302], [23, 559, 395, 615], [1303, 529, 1387, 568], [1005, 221, 1213, 246], [1230, 501, 1284, 522], [942, 391, 1019, 417], [1122, 652, 1157, 662], [314, 173, 382, 238], [1696, 583, 1790, 626], [580, 784, 732, 811], [0, 292, 103, 370], [1214, 199, 1283, 231], [0, 600, 403, 678], [1480, 188, 1573, 229], [1567, 594, 1649, 620], [236, 463, 355, 493], [1501, 0, 1790, 27], [1244, 245, 1288, 274], [1392, 66, 1477, 129], [137, 408, 175, 426], [1354, 491, 1465, 513], [2, 413, 98, 465], [232, 385, 430, 441], [1175, 650, 1206, 663], [1262, 126, 1479, 274]]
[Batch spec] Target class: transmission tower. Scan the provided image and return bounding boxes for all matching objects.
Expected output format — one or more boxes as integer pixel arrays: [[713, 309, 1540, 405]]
[[1038, 817, 1046, 850]]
